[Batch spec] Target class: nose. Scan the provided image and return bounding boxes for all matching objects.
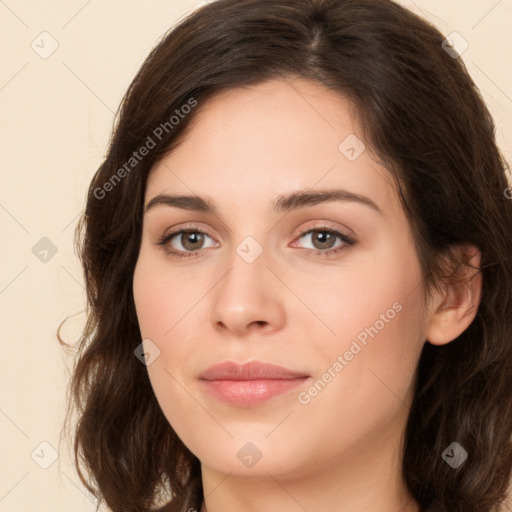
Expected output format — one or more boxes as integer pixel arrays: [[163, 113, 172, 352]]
[[210, 248, 286, 337]]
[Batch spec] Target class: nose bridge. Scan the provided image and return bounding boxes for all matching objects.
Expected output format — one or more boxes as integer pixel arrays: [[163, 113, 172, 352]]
[[222, 232, 270, 300], [220, 207, 272, 276], [210, 231, 285, 334]]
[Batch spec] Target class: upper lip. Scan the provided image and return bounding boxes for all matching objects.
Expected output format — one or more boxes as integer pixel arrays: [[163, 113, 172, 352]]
[[200, 361, 309, 380]]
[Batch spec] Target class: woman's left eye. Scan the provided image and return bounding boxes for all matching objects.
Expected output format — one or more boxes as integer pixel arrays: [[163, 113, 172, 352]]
[[156, 226, 356, 259], [292, 227, 356, 257]]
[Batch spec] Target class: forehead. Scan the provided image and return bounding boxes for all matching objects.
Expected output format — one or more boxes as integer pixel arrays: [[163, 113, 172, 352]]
[[145, 78, 398, 216]]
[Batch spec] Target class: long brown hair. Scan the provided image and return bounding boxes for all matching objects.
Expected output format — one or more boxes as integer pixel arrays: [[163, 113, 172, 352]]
[[58, 0, 512, 510]]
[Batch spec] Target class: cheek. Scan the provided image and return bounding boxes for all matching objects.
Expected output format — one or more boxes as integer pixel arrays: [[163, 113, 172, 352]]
[[133, 254, 204, 441], [317, 253, 425, 418], [298, 246, 423, 355], [133, 247, 200, 338], [292, 275, 425, 461], [132, 249, 211, 389], [304, 234, 425, 397]]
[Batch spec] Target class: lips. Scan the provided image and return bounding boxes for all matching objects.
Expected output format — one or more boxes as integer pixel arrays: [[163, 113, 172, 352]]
[[199, 361, 312, 407], [199, 360, 309, 380]]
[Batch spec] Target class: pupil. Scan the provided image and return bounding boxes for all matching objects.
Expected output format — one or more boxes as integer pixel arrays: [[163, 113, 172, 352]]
[[315, 231, 333, 248], [184, 232, 202, 249]]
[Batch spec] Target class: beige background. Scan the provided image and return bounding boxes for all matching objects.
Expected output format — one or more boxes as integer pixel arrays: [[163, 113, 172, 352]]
[[0, 0, 511, 510]]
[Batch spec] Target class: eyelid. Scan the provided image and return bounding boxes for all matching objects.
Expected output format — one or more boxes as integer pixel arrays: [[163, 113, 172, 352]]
[[158, 220, 352, 243], [157, 222, 214, 240], [294, 221, 354, 238]]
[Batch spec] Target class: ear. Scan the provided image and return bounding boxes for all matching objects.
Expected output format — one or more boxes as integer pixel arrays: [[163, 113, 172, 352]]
[[425, 244, 482, 346]]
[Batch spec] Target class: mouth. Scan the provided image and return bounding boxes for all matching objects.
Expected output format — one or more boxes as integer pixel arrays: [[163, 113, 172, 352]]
[[199, 360, 312, 407]]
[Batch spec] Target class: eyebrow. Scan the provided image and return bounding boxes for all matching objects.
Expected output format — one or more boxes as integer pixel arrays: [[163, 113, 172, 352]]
[[144, 188, 383, 216]]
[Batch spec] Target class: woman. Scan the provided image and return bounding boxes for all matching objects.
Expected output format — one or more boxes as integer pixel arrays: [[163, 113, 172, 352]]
[[59, 0, 512, 511]]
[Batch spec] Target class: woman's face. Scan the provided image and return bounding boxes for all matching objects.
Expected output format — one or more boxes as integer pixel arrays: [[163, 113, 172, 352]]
[[133, 78, 429, 480]]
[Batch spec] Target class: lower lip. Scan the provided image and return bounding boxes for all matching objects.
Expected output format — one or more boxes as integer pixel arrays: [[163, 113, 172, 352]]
[[200, 377, 311, 406]]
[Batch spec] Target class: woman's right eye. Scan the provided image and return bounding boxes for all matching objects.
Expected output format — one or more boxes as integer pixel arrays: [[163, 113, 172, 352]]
[[156, 229, 217, 259]]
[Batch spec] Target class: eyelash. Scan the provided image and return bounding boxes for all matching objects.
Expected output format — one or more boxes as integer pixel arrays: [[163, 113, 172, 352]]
[[156, 224, 356, 260]]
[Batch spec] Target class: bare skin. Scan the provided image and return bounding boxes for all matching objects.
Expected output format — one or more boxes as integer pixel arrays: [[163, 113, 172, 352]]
[[133, 78, 482, 512]]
